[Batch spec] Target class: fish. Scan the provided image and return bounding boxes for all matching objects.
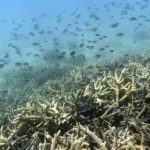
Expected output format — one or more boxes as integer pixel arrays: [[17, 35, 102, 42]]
[[70, 51, 76, 56], [80, 43, 84, 47], [0, 64, 4, 69], [110, 49, 114, 52], [95, 54, 101, 58], [31, 17, 37, 22], [33, 24, 40, 30], [39, 30, 45, 35], [110, 22, 119, 28], [32, 42, 40, 46], [23, 62, 29, 66], [129, 17, 137, 21], [95, 33, 100, 36], [29, 32, 35, 36], [89, 14, 100, 20], [14, 62, 22, 66], [90, 27, 98, 32], [99, 47, 105, 51], [0, 90, 8, 95], [16, 49, 22, 56], [57, 54, 65, 59], [116, 32, 124, 36], [105, 45, 110, 48], [4, 53, 9, 59], [33, 53, 40, 57], [86, 46, 94, 49]]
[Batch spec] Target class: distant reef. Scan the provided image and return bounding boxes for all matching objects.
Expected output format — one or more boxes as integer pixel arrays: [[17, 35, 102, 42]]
[[0, 51, 150, 149]]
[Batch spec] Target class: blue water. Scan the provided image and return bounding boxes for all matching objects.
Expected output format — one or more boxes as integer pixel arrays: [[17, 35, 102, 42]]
[[0, 0, 150, 84]]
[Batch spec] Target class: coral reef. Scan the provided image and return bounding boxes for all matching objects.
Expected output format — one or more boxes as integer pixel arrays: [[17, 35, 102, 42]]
[[0, 52, 150, 149]]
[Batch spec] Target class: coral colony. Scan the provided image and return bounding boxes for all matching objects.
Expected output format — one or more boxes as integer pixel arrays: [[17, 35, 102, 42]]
[[0, 52, 150, 149]]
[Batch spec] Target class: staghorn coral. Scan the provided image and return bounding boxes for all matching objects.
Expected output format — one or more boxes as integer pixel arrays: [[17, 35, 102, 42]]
[[0, 52, 150, 149]]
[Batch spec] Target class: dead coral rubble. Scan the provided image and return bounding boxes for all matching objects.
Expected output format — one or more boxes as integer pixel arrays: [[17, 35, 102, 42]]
[[0, 53, 150, 150]]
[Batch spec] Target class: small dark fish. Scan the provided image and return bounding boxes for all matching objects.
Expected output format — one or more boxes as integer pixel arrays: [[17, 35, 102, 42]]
[[31, 17, 37, 22], [28, 66, 33, 70], [95, 54, 101, 58], [67, 23, 72, 26], [33, 53, 40, 57], [99, 37, 104, 40], [13, 28, 18, 31], [116, 32, 124, 36], [63, 28, 68, 33], [53, 38, 57, 41], [57, 54, 65, 59], [22, 19, 26, 23], [74, 22, 79, 25], [70, 51, 76, 56], [21, 79, 30, 85], [71, 12, 76, 16], [80, 43, 84, 47], [47, 30, 53, 35], [105, 45, 109, 48], [60, 51, 66, 55], [26, 52, 32, 56], [92, 40, 97, 43], [103, 35, 107, 38], [84, 21, 90, 26], [129, 17, 137, 21], [4, 53, 9, 59], [54, 42, 59, 46], [42, 91, 51, 97], [39, 30, 45, 35], [87, 40, 92, 43], [76, 14, 81, 18], [0, 64, 4, 69], [86, 46, 94, 49], [0, 90, 8, 95], [33, 24, 40, 30], [89, 14, 100, 20], [110, 49, 114, 52], [12, 20, 15, 24], [76, 83, 86, 89], [55, 27, 58, 30], [18, 24, 22, 28], [94, 72, 103, 77], [39, 48, 45, 52], [95, 33, 100, 36], [110, 22, 119, 28], [29, 32, 35, 36], [99, 47, 105, 51], [90, 27, 98, 32], [16, 49, 22, 56], [146, 19, 150, 22], [87, 6, 91, 10], [14, 62, 22, 66], [23, 62, 29, 66], [55, 49, 60, 53], [32, 42, 39, 46], [57, 51, 66, 59], [4, 61, 10, 65], [121, 10, 127, 15]]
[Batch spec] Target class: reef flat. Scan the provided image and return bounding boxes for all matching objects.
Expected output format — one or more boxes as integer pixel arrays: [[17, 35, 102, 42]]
[[0, 52, 150, 150]]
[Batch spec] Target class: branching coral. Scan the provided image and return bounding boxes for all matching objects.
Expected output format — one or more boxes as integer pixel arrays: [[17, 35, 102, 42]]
[[0, 53, 150, 149]]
